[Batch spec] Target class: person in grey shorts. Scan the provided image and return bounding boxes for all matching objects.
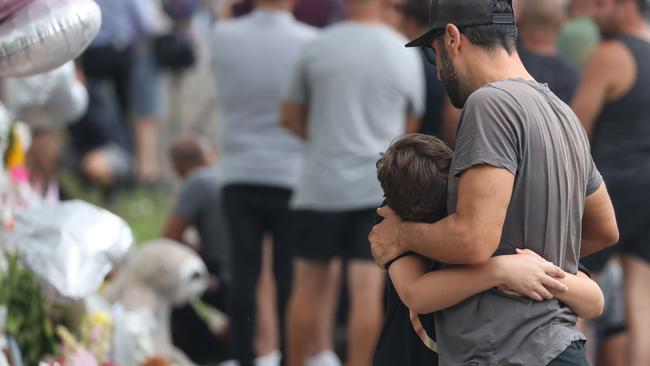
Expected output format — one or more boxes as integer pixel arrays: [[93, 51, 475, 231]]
[[369, 0, 619, 365]]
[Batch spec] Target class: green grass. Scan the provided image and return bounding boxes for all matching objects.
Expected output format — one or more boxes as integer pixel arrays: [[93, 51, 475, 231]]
[[59, 171, 172, 244]]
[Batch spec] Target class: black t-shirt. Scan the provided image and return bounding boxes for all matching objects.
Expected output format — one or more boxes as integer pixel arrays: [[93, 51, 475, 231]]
[[372, 209, 439, 366], [373, 269, 439, 366], [518, 46, 581, 104]]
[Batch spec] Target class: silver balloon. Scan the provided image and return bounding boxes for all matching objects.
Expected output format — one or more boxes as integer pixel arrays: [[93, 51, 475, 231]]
[[0, 0, 101, 77]]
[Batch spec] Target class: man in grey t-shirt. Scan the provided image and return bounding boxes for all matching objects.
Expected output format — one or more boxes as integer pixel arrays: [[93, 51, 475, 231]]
[[369, 0, 619, 365], [211, 2, 317, 364]]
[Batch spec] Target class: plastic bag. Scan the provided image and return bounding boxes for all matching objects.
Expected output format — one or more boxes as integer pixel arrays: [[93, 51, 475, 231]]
[[11, 200, 133, 300]]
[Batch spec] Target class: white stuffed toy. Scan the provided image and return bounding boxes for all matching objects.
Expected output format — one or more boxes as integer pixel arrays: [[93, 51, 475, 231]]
[[106, 239, 210, 366]]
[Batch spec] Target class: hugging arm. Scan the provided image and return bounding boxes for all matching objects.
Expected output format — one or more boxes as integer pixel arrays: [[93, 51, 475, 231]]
[[388, 251, 567, 315], [281, 102, 308, 140], [389, 250, 603, 318], [504, 250, 605, 319], [371, 165, 515, 267], [552, 270, 604, 320]]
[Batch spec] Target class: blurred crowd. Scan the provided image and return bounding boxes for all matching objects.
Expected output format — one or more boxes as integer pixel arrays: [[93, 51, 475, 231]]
[[3, 0, 650, 365]]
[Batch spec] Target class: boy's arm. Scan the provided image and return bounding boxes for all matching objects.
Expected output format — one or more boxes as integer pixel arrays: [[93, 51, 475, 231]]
[[515, 250, 604, 319], [281, 102, 308, 140], [552, 271, 604, 320], [389, 253, 567, 315], [162, 215, 190, 243], [389, 256, 498, 314]]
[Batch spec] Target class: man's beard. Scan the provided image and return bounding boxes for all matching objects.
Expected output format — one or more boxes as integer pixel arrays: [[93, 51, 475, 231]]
[[439, 46, 465, 109]]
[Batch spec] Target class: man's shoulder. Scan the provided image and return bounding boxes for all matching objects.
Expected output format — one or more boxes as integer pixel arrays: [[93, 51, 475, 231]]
[[184, 166, 222, 192], [310, 22, 350, 41], [298, 23, 349, 55], [213, 16, 246, 33], [588, 40, 633, 67], [292, 20, 319, 39], [467, 81, 524, 107], [212, 17, 247, 44], [458, 80, 531, 133]]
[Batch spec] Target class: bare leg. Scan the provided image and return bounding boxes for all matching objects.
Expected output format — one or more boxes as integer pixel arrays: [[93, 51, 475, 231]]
[[256, 238, 279, 358], [82, 149, 116, 187], [135, 117, 161, 183], [596, 333, 627, 366], [306, 260, 343, 366], [286, 259, 330, 366], [346, 261, 384, 366], [623, 254, 650, 366]]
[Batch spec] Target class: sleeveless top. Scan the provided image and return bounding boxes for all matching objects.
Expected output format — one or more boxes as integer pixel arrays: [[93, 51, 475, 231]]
[[592, 36, 650, 188]]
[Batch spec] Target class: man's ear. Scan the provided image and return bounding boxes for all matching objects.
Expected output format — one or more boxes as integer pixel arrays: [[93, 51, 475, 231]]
[[444, 24, 462, 56]]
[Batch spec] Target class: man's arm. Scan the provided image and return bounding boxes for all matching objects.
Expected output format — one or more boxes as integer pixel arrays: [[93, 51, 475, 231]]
[[163, 215, 191, 243], [581, 183, 619, 257], [370, 165, 514, 266], [571, 42, 635, 137], [281, 102, 308, 140], [405, 115, 422, 134]]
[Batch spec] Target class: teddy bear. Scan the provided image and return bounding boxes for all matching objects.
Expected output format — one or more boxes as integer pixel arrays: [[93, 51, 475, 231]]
[[106, 239, 210, 366]]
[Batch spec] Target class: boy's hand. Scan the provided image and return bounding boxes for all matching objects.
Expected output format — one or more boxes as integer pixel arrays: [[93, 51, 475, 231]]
[[369, 206, 406, 269], [492, 249, 568, 302]]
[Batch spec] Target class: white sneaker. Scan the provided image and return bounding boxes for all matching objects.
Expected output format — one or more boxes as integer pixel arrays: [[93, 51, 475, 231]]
[[255, 350, 282, 366], [218, 360, 239, 366], [305, 350, 342, 366]]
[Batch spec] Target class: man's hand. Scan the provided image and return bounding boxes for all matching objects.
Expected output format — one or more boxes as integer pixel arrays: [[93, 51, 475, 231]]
[[369, 206, 407, 269], [492, 249, 568, 302]]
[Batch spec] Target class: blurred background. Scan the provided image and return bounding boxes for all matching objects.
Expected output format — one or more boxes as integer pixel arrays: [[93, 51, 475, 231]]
[[1, 0, 649, 365]]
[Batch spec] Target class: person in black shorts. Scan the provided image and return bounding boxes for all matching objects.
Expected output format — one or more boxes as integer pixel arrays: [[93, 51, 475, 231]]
[[571, 0, 650, 363], [373, 134, 605, 365]]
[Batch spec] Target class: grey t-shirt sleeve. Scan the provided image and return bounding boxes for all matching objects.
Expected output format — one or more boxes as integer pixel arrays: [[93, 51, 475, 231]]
[[173, 176, 208, 223], [452, 86, 522, 177], [586, 158, 604, 196]]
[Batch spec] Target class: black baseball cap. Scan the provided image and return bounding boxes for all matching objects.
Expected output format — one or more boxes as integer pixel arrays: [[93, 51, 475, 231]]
[[405, 0, 515, 48]]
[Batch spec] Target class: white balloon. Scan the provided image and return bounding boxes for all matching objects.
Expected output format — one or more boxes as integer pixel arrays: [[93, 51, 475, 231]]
[[0, 0, 102, 77], [4, 61, 89, 129]]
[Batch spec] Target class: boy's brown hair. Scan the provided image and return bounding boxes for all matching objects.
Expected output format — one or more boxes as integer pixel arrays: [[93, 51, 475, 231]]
[[376, 134, 453, 223]]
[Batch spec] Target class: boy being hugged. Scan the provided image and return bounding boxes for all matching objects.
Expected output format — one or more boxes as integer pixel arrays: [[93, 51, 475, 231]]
[[373, 134, 605, 365]]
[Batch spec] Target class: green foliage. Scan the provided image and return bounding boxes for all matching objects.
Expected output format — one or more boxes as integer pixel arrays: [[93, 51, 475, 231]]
[[0, 253, 58, 365]]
